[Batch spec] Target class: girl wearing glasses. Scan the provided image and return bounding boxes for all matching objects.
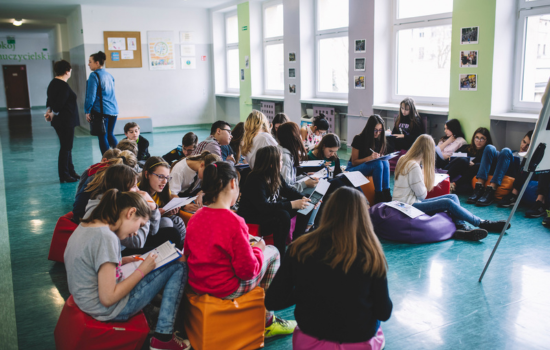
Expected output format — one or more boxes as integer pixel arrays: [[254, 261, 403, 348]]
[[347, 115, 391, 204], [139, 157, 187, 244]]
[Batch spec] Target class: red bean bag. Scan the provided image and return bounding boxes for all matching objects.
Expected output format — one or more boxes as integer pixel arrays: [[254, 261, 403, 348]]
[[48, 212, 78, 263]]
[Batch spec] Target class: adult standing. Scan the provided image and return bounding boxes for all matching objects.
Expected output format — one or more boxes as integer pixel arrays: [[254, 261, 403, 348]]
[[45, 60, 80, 183], [85, 51, 119, 154]]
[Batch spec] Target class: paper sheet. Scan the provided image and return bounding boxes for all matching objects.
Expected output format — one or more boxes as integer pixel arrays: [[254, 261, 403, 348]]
[[127, 38, 137, 50], [296, 168, 327, 183], [108, 37, 126, 50], [364, 151, 400, 163], [434, 174, 449, 187], [341, 171, 370, 187], [121, 50, 134, 60], [452, 152, 468, 158], [299, 160, 324, 167], [119, 241, 182, 279], [162, 196, 196, 212], [385, 201, 424, 219]]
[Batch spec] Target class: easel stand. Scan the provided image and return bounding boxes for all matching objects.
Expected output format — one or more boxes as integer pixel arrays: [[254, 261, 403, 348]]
[[479, 143, 546, 282]]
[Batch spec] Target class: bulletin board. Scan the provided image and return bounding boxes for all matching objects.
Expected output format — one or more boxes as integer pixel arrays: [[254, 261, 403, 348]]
[[103, 31, 142, 68]]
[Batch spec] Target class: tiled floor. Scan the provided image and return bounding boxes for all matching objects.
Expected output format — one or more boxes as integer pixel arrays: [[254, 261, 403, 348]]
[[1, 109, 550, 350]]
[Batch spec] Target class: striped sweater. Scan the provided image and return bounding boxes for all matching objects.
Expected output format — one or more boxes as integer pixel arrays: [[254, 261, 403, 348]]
[[392, 161, 427, 205]]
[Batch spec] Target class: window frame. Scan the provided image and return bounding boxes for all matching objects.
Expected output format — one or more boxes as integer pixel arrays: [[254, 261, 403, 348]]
[[315, 0, 349, 99], [391, 1, 453, 105], [263, 0, 284, 96], [513, 3, 550, 112], [225, 11, 239, 93]]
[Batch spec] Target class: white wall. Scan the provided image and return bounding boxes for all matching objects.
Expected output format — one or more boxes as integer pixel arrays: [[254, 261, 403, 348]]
[[75, 5, 214, 128], [0, 33, 53, 108]]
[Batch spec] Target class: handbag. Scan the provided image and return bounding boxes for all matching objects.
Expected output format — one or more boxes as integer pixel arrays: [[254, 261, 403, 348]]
[[89, 72, 106, 136]]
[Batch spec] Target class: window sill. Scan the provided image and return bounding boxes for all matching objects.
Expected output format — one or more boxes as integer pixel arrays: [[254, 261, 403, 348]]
[[490, 112, 539, 123], [251, 95, 284, 102], [300, 98, 348, 106], [373, 103, 449, 115], [215, 93, 240, 98]]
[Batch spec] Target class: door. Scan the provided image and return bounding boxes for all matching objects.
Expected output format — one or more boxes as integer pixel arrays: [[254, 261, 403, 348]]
[[2, 65, 30, 109]]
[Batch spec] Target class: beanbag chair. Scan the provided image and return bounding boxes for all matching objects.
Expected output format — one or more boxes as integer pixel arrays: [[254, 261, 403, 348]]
[[368, 202, 456, 243]]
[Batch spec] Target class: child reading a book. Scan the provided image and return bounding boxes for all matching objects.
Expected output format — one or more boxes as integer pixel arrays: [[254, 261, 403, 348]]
[[64, 189, 190, 350], [184, 161, 297, 338]]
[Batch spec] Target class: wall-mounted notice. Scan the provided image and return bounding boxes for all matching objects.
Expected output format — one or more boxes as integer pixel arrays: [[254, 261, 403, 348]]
[[180, 45, 196, 56], [148, 31, 176, 70], [461, 27, 479, 45], [103, 31, 142, 68], [111, 52, 120, 61], [459, 50, 477, 68], [182, 57, 196, 69], [121, 51, 134, 60], [127, 38, 137, 51], [354, 76, 365, 89], [180, 31, 194, 43], [108, 37, 126, 51], [459, 74, 477, 91]]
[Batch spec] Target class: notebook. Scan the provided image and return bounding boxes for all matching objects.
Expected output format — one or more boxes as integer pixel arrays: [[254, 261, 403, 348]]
[[298, 179, 330, 215], [119, 241, 182, 280]]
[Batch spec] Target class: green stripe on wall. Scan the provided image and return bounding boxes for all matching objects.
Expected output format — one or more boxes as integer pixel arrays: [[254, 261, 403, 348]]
[[238, 2, 253, 122]]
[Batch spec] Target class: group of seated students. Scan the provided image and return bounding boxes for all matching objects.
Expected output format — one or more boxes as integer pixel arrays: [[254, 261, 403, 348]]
[[62, 97, 548, 350]]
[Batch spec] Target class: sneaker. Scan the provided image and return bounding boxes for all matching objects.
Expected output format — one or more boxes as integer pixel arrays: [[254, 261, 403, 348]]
[[467, 183, 484, 204], [476, 186, 495, 207], [150, 332, 191, 350], [265, 316, 297, 338], [453, 228, 488, 241], [479, 220, 511, 233], [497, 193, 517, 208], [525, 200, 546, 218]]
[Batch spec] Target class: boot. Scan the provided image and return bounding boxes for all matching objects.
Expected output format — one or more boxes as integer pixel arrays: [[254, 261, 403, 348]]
[[374, 191, 385, 205], [382, 188, 392, 203], [479, 220, 511, 233], [467, 182, 484, 204], [476, 186, 495, 206]]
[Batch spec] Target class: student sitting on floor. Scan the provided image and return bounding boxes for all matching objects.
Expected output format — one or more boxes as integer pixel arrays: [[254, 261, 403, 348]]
[[123, 122, 150, 161], [139, 157, 186, 244], [307, 133, 343, 176], [265, 187, 391, 350], [386, 97, 424, 152], [191, 121, 235, 164], [469, 130, 533, 206], [82, 164, 182, 255], [77, 148, 122, 194], [117, 139, 142, 173], [162, 132, 198, 165], [184, 161, 297, 339], [271, 113, 290, 142], [169, 151, 220, 213], [242, 110, 278, 169], [446, 127, 493, 194], [237, 146, 313, 259], [65, 189, 190, 350], [393, 135, 509, 240], [300, 114, 329, 152], [346, 115, 391, 204], [435, 119, 467, 169]]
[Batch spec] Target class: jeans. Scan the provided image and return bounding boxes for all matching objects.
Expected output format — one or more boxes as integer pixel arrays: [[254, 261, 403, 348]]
[[98, 115, 118, 155], [111, 261, 187, 335], [412, 194, 481, 227], [346, 160, 390, 192], [476, 145, 513, 186]]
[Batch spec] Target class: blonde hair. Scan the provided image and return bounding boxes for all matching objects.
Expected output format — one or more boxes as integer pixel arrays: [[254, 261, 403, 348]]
[[290, 187, 387, 276], [171, 150, 220, 171], [242, 110, 270, 155], [85, 150, 137, 194], [116, 139, 138, 156], [394, 134, 435, 192]]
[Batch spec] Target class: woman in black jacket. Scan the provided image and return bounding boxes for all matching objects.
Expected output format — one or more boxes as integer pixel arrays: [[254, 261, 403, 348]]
[[45, 60, 80, 183], [237, 146, 312, 258]]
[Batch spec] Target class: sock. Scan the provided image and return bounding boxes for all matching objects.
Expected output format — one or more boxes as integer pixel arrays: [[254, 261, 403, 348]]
[[154, 332, 172, 342]]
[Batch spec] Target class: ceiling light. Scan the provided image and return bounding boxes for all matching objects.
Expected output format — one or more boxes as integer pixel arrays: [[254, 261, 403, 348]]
[[13, 19, 23, 26]]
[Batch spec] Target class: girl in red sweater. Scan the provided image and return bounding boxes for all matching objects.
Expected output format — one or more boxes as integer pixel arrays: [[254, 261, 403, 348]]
[[184, 161, 297, 338]]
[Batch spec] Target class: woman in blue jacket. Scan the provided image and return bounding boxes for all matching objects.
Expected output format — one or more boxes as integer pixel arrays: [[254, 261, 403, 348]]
[[85, 51, 119, 154]]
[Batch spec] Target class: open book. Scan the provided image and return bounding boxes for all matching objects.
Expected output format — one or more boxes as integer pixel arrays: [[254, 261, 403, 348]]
[[119, 241, 182, 280]]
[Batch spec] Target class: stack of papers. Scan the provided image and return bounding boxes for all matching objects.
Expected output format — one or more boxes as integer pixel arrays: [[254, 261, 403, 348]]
[[162, 196, 196, 212]]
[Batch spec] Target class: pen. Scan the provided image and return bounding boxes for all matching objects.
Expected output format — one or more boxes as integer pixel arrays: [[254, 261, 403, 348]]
[[132, 255, 145, 261]]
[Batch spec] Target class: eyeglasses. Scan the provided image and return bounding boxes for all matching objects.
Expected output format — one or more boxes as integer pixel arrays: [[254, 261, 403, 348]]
[[474, 137, 487, 142], [222, 128, 232, 135], [374, 129, 384, 134], [151, 173, 172, 182]]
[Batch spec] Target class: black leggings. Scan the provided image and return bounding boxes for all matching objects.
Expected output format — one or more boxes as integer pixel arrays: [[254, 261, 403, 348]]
[[121, 227, 182, 256]]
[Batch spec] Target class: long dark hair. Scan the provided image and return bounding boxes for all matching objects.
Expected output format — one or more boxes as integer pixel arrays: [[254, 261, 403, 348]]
[[277, 122, 308, 167], [313, 134, 340, 160], [395, 97, 421, 131], [359, 115, 386, 155], [271, 113, 290, 138], [440, 119, 465, 142], [250, 146, 281, 198], [229, 122, 245, 161], [140, 157, 172, 206], [468, 127, 493, 155], [202, 161, 239, 205]]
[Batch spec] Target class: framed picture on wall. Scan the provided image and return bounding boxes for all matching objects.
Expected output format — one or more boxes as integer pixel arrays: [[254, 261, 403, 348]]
[[289, 68, 296, 79], [459, 50, 478, 67], [461, 27, 479, 45], [289, 84, 296, 94], [289, 52, 296, 62], [354, 76, 365, 89], [355, 39, 366, 53], [355, 58, 366, 71], [459, 74, 477, 91]]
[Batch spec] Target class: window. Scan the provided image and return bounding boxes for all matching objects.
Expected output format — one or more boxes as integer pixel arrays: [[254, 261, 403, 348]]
[[264, 1, 284, 94], [514, 2, 550, 111], [316, 0, 349, 97], [393, 0, 453, 104], [226, 12, 239, 92]]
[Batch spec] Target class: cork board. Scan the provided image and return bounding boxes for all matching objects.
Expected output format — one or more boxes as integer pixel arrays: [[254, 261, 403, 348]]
[[103, 31, 142, 68]]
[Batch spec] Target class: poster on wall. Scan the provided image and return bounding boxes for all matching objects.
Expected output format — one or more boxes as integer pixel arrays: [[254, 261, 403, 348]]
[[289, 84, 296, 94], [127, 38, 137, 51], [289, 68, 296, 79], [459, 50, 477, 67], [459, 74, 477, 91], [289, 52, 296, 62], [148, 31, 176, 70], [180, 45, 196, 56], [461, 27, 479, 45], [355, 39, 366, 53], [121, 51, 134, 60], [108, 37, 126, 51], [180, 31, 195, 43], [181, 57, 196, 69], [355, 58, 366, 71], [354, 76, 365, 89]]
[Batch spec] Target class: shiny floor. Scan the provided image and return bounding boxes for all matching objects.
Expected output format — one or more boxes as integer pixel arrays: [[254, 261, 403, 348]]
[[0, 110, 549, 350]]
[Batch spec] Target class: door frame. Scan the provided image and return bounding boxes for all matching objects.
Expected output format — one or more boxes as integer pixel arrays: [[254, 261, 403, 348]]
[[2, 64, 31, 110]]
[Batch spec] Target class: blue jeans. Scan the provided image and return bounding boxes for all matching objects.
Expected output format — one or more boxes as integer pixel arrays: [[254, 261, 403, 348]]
[[111, 261, 187, 335], [476, 145, 513, 186], [98, 115, 118, 155], [412, 194, 481, 227], [346, 160, 390, 192]]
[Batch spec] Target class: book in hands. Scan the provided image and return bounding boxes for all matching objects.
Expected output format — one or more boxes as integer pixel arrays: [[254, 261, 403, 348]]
[[119, 241, 182, 280]]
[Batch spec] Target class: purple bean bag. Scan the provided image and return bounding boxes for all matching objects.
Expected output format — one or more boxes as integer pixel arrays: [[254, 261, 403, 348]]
[[369, 203, 456, 243]]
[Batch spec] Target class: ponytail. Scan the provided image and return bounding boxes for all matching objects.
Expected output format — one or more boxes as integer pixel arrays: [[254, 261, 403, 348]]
[[81, 189, 151, 225], [313, 113, 329, 131], [202, 162, 239, 205], [90, 51, 106, 66]]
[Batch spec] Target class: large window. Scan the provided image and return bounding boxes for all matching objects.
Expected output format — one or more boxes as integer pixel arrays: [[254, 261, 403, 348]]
[[393, 0, 453, 104], [226, 12, 239, 93], [264, 1, 284, 94], [514, 1, 550, 111], [316, 0, 349, 98]]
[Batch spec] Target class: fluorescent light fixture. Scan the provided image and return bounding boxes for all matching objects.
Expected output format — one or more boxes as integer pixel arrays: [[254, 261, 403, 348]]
[[13, 19, 23, 26]]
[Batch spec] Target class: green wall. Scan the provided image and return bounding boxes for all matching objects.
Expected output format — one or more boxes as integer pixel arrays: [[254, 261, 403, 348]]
[[448, 0, 497, 139], [238, 2, 252, 122]]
